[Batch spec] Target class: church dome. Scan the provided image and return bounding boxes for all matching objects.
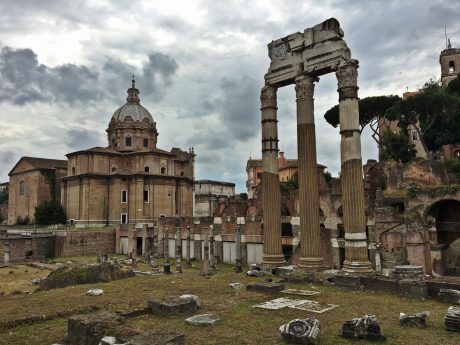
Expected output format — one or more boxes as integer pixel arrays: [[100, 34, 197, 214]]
[[111, 78, 154, 124]]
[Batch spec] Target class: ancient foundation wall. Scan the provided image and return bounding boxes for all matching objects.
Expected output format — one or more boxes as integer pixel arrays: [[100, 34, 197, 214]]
[[0, 235, 55, 263], [55, 229, 116, 257]]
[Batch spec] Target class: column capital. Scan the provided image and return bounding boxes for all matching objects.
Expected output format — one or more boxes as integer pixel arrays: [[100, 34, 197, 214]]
[[295, 75, 317, 100], [260, 85, 277, 108], [336, 60, 359, 100]]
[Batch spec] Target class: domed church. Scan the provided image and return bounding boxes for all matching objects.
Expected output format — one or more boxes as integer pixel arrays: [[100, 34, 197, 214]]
[[61, 79, 195, 226]]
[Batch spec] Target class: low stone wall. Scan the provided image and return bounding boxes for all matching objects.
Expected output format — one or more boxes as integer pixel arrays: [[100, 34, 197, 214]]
[[0, 234, 55, 263], [55, 229, 116, 257]]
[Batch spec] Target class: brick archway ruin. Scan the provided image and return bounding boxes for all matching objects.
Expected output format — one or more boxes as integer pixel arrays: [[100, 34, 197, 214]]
[[260, 18, 372, 273]]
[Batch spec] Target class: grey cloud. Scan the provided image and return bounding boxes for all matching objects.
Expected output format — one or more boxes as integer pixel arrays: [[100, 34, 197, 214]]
[[0, 46, 101, 105], [66, 128, 105, 151], [0, 47, 179, 105], [0, 151, 19, 180]]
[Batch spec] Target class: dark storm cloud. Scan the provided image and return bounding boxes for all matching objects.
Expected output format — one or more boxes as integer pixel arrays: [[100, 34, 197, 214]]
[[0, 47, 179, 105], [0, 151, 19, 179], [65, 128, 105, 151], [0, 46, 101, 105]]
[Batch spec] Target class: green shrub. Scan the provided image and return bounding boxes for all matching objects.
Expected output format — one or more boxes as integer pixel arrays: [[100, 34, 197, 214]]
[[34, 201, 66, 225]]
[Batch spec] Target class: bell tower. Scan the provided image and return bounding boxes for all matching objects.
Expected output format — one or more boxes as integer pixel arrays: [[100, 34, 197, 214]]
[[440, 39, 460, 86]]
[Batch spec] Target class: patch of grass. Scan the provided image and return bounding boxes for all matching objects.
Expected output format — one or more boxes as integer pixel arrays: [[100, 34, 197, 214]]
[[0, 261, 459, 345], [0, 265, 50, 295]]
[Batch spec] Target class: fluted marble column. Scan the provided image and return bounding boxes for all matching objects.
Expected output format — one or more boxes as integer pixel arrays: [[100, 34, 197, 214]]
[[295, 75, 324, 270], [260, 85, 285, 266], [336, 60, 372, 273]]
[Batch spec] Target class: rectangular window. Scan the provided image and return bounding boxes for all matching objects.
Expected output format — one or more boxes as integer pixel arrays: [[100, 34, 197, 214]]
[[125, 137, 132, 146], [144, 189, 149, 203], [121, 213, 128, 224], [411, 131, 418, 141], [143, 138, 149, 147], [19, 181, 25, 195], [121, 190, 128, 203]]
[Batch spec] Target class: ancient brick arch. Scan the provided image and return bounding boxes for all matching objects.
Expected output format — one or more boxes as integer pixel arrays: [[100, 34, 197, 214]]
[[260, 18, 371, 273]]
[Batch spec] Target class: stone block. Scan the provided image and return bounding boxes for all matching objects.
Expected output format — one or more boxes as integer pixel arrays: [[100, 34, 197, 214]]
[[246, 281, 284, 293], [341, 315, 385, 341], [66, 312, 135, 345], [439, 289, 460, 304], [334, 275, 362, 289], [398, 280, 428, 299], [127, 331, 185, 345], [445, 306, 460, 332], [399, 311, 429, 328], [148, 297, 198, 316], [279, 318, 320, 345]]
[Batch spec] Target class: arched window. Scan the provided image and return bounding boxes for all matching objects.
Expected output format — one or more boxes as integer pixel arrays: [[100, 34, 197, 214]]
[[161, 166, 166, 175], [72, 167, 76, 175], [449, 61, 456, 74], [125, 136, 132, 147], [19, 180, 25, 195], [143, 138, 149, 148]]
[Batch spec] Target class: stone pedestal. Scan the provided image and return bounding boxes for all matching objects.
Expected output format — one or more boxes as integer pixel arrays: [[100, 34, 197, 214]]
[[260, 85, 285, 267], [295, 75, 324, 271], [336, 61, 372, 274]]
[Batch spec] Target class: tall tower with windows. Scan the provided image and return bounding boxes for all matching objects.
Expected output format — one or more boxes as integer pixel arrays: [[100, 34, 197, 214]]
[[440, 39, 460, 86]]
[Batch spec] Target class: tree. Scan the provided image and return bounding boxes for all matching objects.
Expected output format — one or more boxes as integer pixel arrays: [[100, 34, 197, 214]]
[[34, 201, 66, 225], [447, 74, 460, 96], [0, 189, 8, 204], [324, 95, 401, 150], [386, 81, 460, 156], [238, 192, 248, 200], [380, 130, 416, 163]]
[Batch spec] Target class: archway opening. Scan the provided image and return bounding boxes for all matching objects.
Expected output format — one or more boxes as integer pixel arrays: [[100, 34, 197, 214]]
[[427, 199, 460, 276]]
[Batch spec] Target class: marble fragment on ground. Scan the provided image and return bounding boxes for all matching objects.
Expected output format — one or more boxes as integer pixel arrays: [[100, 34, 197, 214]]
[[341, 314, 385, 341], [229, 282, 244, 289], [282, 289, 320, 297], [279, 318, 320, 345], [185, 313, 221, 326], [253, 297, 301, 310], [86, 289, 104, 296], [439, 289, 460, 304], [288, 300, 338, 313], [445, 306, 460, 332], [399, 311, 429, 327]]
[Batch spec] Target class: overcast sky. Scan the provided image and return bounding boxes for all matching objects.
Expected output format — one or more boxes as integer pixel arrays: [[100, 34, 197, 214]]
[[1, 0, 459, 192]]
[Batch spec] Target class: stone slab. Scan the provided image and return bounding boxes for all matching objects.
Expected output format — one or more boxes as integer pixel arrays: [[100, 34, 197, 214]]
[[185, 313, 221, 326], [289, 300, 339, 314], [148, 297, 198, 316], [399, 311, 429, 328], [439, 289, 460, 304], [253, 297, 300, 310], [282, 289, 320, 297], [246, 281, 285, 293], [127, 332, 185, 345]]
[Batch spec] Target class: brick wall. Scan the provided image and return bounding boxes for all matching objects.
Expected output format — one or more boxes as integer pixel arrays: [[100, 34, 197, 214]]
[[55, 229, 116, 257]]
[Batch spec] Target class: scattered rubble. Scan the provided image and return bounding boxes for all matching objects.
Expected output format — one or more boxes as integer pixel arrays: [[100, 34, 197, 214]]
[[399, 311, 429, 327], [279, 318, 320, 345], [281, 289, 320, 297], [289, 300, 338, 314], [38, 262, 135, 291], [439, 289, 460, 304], [445, 306, 460, 332], [341, 315, 385, 341], [254, 298, 300, 310], [229, 282, 244, 289], [246, 270, 264, 277], [31, 278, 41, 285]]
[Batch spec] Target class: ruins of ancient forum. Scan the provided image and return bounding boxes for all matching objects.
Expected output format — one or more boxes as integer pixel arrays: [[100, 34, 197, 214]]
[[1, 18, 460, 278], [2, 15, 460, 345]]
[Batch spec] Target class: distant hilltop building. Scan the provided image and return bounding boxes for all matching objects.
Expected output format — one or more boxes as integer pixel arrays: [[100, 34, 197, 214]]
[[440, 39, 460, 86]]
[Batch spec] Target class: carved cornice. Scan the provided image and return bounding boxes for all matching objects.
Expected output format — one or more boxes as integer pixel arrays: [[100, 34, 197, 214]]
[[260, 85, 277, 108], [295, 75, 316, 100]]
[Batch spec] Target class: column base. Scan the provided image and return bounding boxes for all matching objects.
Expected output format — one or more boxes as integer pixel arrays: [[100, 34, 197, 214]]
[[297, 256, 324, 271], [342, 260, 373, 274], [260, 254, 286, 267]]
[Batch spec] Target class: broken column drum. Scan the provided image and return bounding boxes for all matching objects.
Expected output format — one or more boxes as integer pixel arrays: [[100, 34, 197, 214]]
[[261, 18, 371, 273]]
